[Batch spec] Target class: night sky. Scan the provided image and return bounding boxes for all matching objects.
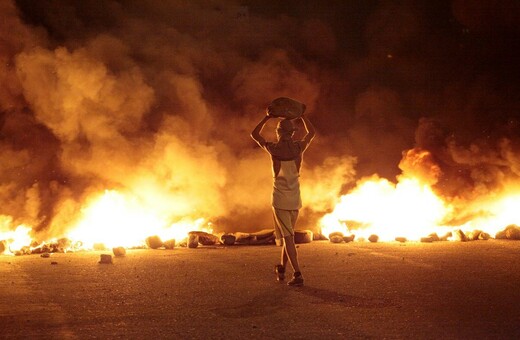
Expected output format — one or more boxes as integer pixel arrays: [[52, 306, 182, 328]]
[[1, 0, 520, 235]]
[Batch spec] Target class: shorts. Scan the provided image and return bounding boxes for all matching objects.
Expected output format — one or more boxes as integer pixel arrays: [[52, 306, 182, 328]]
[[272, 207, 299, 239]]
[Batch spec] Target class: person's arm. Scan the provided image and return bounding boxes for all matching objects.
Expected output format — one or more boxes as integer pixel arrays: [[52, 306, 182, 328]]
[[250, 114, 272, 148], [300, 114, 316, 152]]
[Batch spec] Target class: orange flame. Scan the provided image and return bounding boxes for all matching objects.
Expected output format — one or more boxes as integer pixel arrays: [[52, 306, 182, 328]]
[[66, 190, 211, 249], [320, 175, 451, 241]]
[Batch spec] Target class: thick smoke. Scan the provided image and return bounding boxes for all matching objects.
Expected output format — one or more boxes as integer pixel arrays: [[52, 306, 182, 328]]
[[1, 0, 519, 239]]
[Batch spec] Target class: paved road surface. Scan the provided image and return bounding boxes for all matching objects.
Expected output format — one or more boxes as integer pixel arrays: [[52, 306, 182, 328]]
[[1, 240, 520, 339]]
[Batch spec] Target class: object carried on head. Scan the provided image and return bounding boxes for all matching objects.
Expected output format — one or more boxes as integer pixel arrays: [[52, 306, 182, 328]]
[[268, 97, 306, 119]]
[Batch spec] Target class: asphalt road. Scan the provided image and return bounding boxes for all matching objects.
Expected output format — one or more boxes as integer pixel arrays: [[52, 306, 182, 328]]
[[1, 240, 520, 339]]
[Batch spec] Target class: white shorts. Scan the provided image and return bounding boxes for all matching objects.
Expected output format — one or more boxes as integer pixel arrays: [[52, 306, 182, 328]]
[[272, 208, 299, 239]]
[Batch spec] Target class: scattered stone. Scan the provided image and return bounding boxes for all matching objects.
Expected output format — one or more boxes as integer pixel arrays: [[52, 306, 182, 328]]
[[218, 233, 236, 246], [40, 253, 51, 258], [234, 230, 275, 245], [190, 231, 219, 246], [479, 232, 491, 240], [112, 247, 126, 257], [163, 239, 176, 249], [188, 234, 199, 248], [453, 229, 468, 242], [99, 254, 113, 264], [145, 235, 164, 249], [329, 235, 344, 243], [505, 225, 520, 240], [51, 261, 58, 265], [420, 237, 434, 243], [343, 234, 355, 243], [469, 230, 482, 241], [250, 229, 275, 244], [395, 237, 407, 243], [294, 230, 313, 244], [328, 232, 344, 239], [428, 233, 440, 242], [368, 234, 379, 243]]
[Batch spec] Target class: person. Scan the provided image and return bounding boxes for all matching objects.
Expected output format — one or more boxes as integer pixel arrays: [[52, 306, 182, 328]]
[[250, 105, 315, 286]]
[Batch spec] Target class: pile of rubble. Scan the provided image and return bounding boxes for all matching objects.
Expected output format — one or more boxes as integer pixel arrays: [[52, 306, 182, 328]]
[[326, 224, 520, 244], [0, 229, 315, 256], [145, 229, 314, 249], [3, 224, 520, 256]]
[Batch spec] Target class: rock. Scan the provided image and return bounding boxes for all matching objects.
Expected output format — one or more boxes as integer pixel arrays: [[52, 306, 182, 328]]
[[189, 231, 218, 246], [0, 240, 6, 254], [329, 235, 344, 243], [145, 235, 164, 249], [478, 232, 491, 240], [505, 225, 520, 240], [294, 230, 313, 244], [395, 237, 407, 243], [453, 229, 468, 242], [428, 233, 440, 242], [420, 237, 434, 243], [188, 234, 199, 248], [469, 230, 482, 241], [268, 97, 306, 119], [328, 231, 344, 238], [218, 233, 236, 246], [368, 234, 379, 243], [98, 254, 113, 264], [343, 234, 356, 243], [40, 253, 51, 258], [163, 239, 176, 249], [112, 247, 126, 257]]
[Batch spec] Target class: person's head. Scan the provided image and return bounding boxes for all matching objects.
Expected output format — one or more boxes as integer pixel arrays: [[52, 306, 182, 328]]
[[276, 119, 296, 140]]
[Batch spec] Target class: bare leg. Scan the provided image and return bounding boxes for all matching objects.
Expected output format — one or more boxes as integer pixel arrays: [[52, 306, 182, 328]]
[[280, 245, 288, 268], [283, 235, 300, 273]]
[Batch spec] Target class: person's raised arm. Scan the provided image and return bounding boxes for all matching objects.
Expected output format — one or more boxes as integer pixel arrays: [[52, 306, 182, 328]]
[[251, 113, 271, 147], [300, 114, 316, 151]]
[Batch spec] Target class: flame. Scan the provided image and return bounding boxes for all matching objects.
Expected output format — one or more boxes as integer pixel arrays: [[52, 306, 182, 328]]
[[320, 175, 451, 241], [66, 190, 211, 249], [454, 192, 520, 236], [0, 220, 32, 255]]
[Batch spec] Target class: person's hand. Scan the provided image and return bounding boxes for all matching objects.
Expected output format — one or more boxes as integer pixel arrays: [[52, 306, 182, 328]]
[[266, 106, 274, 117]]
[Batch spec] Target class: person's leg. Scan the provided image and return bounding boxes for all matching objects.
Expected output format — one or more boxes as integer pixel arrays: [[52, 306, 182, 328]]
[[273, 208, 287, 281], [280, 245, 288, 268], [283, 235, 300, 273]]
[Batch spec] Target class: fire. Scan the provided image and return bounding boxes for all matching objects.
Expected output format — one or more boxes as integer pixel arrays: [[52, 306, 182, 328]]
[[66, 190, 211, 249], [320, 175, 452, 241], [320, 170, 520, 242], [0, 222, 32, 255], [455, 192, 520, 236]]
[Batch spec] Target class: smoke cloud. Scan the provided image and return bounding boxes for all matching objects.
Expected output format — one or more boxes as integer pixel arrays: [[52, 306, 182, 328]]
[[1, 0, 519, 239]]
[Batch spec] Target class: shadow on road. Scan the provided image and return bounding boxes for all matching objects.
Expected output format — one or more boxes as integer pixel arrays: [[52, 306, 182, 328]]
[[212, 284, 393, 319], [295, 285, 394, 308]]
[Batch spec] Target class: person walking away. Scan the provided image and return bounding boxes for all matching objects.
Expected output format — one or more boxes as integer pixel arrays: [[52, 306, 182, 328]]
[[250, 106, 315, 286]]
